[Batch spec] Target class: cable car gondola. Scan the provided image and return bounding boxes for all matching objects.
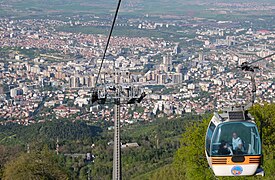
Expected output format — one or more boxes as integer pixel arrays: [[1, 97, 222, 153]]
[[205, 106, 264, 176], [204, 53, 275, 176]]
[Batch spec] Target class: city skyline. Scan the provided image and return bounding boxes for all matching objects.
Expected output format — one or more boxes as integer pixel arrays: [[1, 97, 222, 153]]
[[0, 0, 274, 179]]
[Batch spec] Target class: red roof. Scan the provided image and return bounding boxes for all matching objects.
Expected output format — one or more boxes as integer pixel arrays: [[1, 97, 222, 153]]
[[257, 30, 270, 34]]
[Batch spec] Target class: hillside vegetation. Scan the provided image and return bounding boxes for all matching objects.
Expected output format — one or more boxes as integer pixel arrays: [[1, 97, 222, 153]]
[[150, 103, 275, 180], [0, 103, 274, 179]]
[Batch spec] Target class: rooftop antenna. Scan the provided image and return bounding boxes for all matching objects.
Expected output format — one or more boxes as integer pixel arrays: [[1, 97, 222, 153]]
[[27, 143, 30, 154], [56, 137, 59, 155]]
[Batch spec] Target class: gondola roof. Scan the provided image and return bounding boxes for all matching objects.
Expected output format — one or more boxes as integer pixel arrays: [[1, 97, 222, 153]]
[[211, 106, 254, 126]]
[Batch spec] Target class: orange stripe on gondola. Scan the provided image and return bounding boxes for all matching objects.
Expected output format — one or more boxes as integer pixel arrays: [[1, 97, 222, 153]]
[[211, 156, 261, 165]]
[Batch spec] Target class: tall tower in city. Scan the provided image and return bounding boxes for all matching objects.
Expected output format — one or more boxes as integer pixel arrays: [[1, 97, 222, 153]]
[[69, 76, 80, 88], [163, 55, 172, 66], [173, 43, 181, 55], [0, 82, 3, 94], [199, 50, 204, 61], [163, 55, 172, 72]]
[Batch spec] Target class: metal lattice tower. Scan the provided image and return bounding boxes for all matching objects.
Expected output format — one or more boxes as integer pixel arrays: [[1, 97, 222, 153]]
[[91, 71, 146, 180], [113, 87, 121, 180]]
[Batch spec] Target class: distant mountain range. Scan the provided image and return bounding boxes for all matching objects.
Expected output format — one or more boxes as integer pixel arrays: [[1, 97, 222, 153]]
[[0, 0, 274, 18]]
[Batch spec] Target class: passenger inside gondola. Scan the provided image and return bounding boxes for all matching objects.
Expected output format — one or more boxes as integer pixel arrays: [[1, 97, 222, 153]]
[[218, 140, 231, 155], [210, 122, 261, 156], [232, 132, 244, 154]]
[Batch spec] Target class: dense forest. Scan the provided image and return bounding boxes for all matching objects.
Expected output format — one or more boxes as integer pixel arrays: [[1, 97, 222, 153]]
[[0, 103, 274, 179], [0, 121, 102, 146], [0, 114, 202, 179]]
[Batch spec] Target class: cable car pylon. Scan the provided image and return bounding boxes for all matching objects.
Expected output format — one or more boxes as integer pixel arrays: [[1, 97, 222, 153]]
[[91, 71, 146, 180]]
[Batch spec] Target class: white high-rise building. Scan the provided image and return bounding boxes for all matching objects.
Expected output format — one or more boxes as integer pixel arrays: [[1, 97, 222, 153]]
[[163, 55, 172, 66], [69, 76, 80, 88], [10, 88, 18, 98], [172, 73, 183, 84]]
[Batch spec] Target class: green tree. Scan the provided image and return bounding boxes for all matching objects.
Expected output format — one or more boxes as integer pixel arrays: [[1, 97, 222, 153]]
[[250, 103, 275, 177], [173, 119, 213, 180], [0, 145, 22, 178], [3, 147, 68, 180]]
